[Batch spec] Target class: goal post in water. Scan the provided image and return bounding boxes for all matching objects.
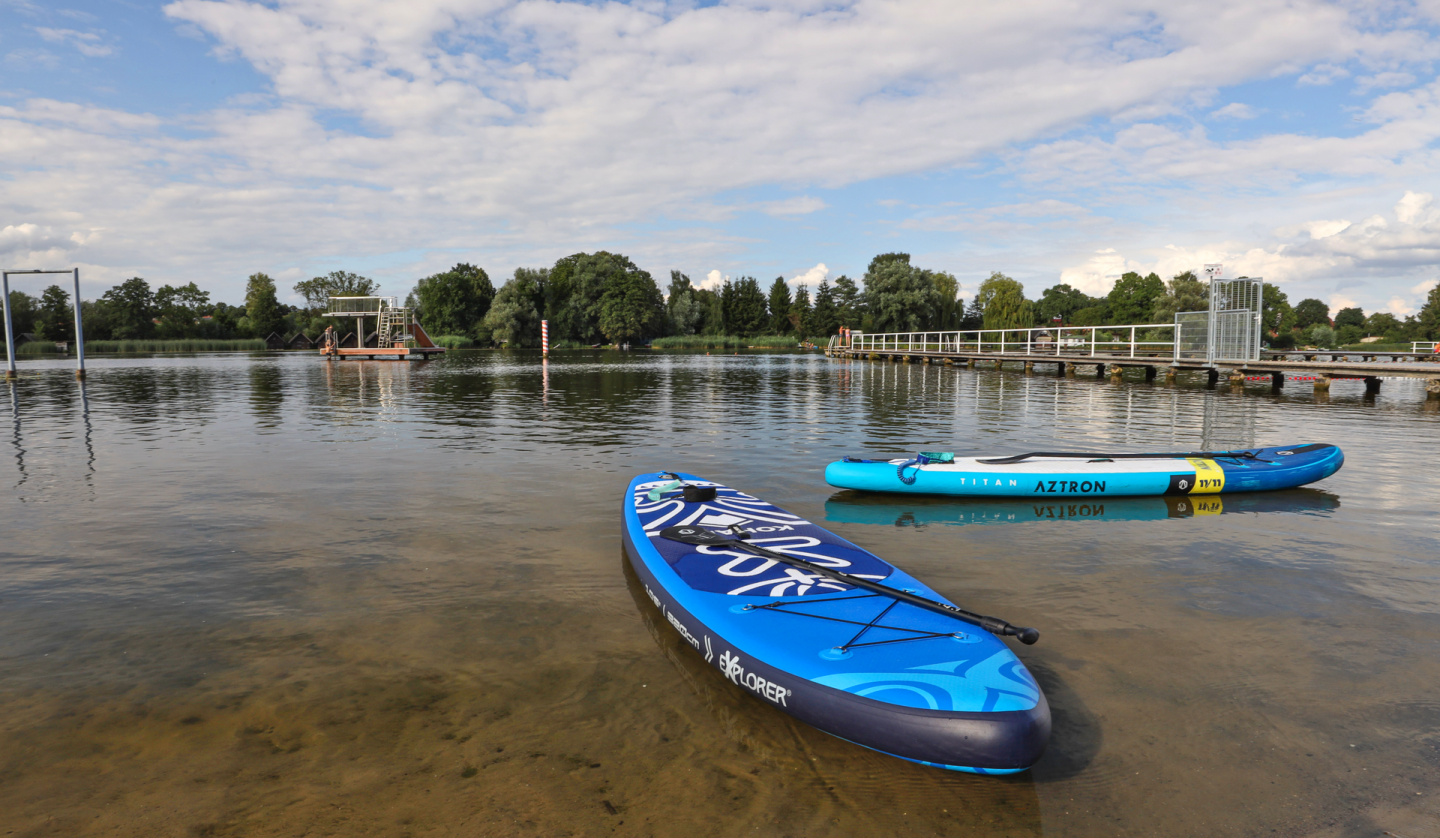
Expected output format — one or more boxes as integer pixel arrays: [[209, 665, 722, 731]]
[[3, 268, 86, 380]]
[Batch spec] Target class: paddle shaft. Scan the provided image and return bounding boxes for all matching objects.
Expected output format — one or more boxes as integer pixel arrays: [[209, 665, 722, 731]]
[[661, 528, 1038, 644]]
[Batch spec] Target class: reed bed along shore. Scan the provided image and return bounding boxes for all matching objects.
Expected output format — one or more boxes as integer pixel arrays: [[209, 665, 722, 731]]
[[649, 334, 812, 349], [3, 339, 268, 358]]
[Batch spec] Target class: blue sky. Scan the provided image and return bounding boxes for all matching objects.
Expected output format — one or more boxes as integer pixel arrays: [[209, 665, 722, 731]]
[[5, 0, 1440, 317]]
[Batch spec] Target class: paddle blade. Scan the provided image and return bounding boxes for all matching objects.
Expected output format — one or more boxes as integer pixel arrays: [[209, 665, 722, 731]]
[[659, 525, 734, 546]]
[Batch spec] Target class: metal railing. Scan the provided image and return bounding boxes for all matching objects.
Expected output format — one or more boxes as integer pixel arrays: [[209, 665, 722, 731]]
[[328, 296, 399, 316], [846, 324, 1178, 359], [1413, 341, 1438, 354]]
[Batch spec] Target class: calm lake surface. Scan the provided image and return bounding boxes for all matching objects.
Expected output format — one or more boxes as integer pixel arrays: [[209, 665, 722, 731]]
[[2, 350, 1438, 837]]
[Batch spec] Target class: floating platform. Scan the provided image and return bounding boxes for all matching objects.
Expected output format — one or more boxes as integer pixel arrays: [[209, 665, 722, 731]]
[[322, 346, 445, 360]]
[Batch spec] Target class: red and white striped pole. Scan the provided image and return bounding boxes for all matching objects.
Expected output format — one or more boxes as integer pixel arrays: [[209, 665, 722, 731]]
[[541, 320, 549, 356]]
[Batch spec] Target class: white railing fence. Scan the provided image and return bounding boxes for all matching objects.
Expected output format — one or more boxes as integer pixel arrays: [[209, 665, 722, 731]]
[[844, 324, 1178, 360], [1413, 341, 1438, 354]]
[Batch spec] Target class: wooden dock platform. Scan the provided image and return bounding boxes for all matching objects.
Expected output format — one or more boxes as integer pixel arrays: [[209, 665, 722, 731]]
[[826, 345, 1440, 398], [322, 346, 445, 360]]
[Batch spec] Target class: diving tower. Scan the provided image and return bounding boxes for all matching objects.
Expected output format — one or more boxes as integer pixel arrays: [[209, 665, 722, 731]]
[[322, 296, 446, 360]]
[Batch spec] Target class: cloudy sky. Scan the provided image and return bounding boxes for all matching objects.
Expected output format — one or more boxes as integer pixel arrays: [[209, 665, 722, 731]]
[[5, 0, 1440, 314]]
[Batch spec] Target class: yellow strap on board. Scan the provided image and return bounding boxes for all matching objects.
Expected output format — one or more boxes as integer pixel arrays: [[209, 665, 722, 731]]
[[1184, 458, 1226, 494]]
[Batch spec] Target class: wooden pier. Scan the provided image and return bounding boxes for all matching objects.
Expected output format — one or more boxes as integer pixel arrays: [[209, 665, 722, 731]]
[[826, 331, 1440, 401]]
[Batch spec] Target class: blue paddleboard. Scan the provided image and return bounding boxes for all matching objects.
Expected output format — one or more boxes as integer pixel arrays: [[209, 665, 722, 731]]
[[825, 443, 1343, 498], [623, 472, 1050, 774]]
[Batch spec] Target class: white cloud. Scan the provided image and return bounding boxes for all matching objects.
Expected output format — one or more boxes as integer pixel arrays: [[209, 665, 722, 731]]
[[754, 196, 827, 217], [1057, 191, 1440, 312], [1297, 63, 1349, 86], [2, 0, 1439, 302], [788, 262, 828, 289], [698, 269, 726, 291], [34, 27, 113, 57], [1058, 248, 1131, 296], [1355, 72, 1416, 94], [1209, 102, 1258, 119], [1386, 296, 1416, 315]]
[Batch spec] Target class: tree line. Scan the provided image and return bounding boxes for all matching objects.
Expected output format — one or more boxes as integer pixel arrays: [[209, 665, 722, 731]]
[[7, 253, 1439, 348]]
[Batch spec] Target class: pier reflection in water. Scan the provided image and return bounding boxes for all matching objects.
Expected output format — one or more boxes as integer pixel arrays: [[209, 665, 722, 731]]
[[0, 350, 1438, 837]]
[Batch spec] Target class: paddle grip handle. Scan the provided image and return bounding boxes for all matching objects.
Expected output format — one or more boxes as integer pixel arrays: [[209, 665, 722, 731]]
[[980, 616, 1040, 645]]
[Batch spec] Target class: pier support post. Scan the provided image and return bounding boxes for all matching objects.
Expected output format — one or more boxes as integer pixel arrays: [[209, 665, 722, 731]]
[[1312, 375, 1331, 392], [1145, 366, 1157, 382], [1095, 364, 1106, 378], [1055, 362, 1066, 376], [1364, 376, 1381, 394], [1166, 367, 1178, 383], [1271, 372, 1284, 390], [1024, 361, 1034, 374], [1206, 368, 1220, 387], [1427, 379, 1440, 399]]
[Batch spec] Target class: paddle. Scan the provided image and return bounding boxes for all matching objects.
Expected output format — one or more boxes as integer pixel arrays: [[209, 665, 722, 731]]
[[658, 525, 1040, 645], [977, 450, 1265, 465]]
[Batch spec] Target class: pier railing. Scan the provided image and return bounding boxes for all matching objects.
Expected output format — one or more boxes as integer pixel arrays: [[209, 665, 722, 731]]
[[847, 324, 1179, 360], [1414, 341, 1438, 354]]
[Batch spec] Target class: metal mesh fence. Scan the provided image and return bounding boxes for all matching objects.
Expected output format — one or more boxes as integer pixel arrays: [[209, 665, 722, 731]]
[[1174, 311, 1209, 359]]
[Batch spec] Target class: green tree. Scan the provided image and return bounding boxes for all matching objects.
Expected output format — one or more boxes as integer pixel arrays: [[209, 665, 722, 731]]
[[1107, 271, 1165, 324], [1150, 271, 1209, 324], [294, 271, 380, 312], [791, 284, 812, 338], [697, 288, 724, 335], [862, 258, 939, 333], [975, 272, 1031, 332], [767, 277, 794, 334], [598, 267, 665, 344], [1333, 306, 1366, 330], [1293, 298, 1330, 330], [1259, 284, 1293, 335], [931, 271, 962, 330], [482, 273, 544, 347], [721, 277, 768, 337], [1307, 323, 1337, 348], [1036, 283, 1096, 326], [101, 277, 157, 339], [244, 273, 283, 337], [1417, 283, 1440, 340], [548, 252, 654, 344], [411, 263, 495, 337], [1363, 311, 1401, 338], [809, 279, 839, 337], [33, 285, 74, 342], [832, 276, 863, 328], [4, 289, 39, 337], [154, 282, 211, 338]]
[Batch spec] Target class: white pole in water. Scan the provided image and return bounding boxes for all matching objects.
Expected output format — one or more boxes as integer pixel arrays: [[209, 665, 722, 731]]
[[541, 320, 549, 356]]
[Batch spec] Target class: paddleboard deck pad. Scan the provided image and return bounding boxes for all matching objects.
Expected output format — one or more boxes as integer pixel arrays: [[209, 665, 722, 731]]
[[825, 444, 1343, 498], [623, 472, 1050, 774]]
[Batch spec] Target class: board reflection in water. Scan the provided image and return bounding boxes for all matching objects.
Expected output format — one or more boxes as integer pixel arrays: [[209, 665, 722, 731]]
[[825, 488, 1341, 529]]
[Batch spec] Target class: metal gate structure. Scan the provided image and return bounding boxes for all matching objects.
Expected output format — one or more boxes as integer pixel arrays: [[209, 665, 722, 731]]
[[1174, 276, 1264, 364]]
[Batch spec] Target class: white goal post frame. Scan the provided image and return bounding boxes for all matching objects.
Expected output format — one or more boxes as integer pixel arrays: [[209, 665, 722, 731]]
[[3, 268, 87, 380]]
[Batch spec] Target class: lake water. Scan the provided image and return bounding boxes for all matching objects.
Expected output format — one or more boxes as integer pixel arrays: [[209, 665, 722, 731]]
[[2, 350, 1438, 837]]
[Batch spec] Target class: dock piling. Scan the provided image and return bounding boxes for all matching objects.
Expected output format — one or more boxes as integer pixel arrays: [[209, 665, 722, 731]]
[[1365, 377, 1381, 394]]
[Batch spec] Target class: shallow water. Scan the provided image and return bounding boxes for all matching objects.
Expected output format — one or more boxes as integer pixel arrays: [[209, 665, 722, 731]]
[[2, 350, 1438, 837]]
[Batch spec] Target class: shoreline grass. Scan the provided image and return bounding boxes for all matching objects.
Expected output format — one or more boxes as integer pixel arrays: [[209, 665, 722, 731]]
[[4, 339, 271, 358], [649, 334, 814, 349]]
